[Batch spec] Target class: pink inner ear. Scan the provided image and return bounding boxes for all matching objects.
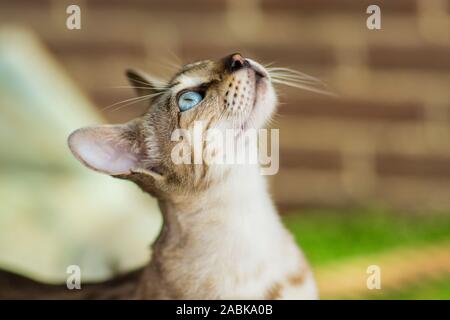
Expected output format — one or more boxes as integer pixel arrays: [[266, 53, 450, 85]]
[[68, 126, 139, 175]]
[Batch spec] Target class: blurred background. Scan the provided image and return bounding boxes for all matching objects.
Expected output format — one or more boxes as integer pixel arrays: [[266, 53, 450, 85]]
[[0, 0, 449, 299]]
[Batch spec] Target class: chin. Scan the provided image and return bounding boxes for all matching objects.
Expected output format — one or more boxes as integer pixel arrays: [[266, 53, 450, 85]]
[[247, 59, 278, 130], [248, 78, 277, 130]]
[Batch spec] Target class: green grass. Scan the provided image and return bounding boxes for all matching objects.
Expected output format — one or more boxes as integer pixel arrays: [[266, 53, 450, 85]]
[[283, 208, 450, 299], [363, 277, 450, 300], [282, 208, 450, 267]]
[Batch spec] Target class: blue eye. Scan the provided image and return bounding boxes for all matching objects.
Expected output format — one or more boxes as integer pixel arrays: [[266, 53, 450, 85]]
[[178, 91, 203, 112]]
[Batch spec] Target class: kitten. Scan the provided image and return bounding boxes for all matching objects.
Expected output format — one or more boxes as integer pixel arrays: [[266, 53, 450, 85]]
[[0, 53, 318, 299]]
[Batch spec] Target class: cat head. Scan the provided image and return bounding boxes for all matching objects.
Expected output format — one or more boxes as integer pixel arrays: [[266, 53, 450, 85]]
[[68, 53, 277, 198]]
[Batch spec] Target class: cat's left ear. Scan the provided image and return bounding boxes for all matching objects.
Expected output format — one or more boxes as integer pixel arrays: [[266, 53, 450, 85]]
[[68, 122, 162, 179], [126, 69, 166, 97]]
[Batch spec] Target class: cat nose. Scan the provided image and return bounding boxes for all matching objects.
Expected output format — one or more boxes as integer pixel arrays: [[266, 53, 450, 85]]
[[228, 53, 250, 72]]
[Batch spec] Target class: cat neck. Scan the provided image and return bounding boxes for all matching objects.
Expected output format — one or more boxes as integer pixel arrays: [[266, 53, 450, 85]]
[[139, 164, 305, 299], [155, 164, 281, 246]]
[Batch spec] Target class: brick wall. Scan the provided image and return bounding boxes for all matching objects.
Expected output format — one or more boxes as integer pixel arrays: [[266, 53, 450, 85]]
[[1, 0, 449, 211]]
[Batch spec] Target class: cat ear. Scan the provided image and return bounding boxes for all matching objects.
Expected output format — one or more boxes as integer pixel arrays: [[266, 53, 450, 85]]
[[68, 123, 144, 176], [126, 69, 166, 97]]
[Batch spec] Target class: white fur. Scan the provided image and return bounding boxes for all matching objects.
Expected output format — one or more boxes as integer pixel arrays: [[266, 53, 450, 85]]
[[153, 60, 318, 299], [157, 164, 318, 299], [70, 57, 318, 299]]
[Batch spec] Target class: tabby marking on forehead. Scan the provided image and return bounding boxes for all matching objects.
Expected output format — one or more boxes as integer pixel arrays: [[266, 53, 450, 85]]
[[171, 60, 212, 81], [183, 60, 211, 70], [58, 54, 318, 300], [172, 74, 207, 91]]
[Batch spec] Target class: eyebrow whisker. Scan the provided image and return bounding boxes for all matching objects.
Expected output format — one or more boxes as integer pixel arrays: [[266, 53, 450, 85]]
[[125, 76, 168, 90], [271, 78, 336, 96], [101, 91, 165, 111], [110, 86, 165, 90]]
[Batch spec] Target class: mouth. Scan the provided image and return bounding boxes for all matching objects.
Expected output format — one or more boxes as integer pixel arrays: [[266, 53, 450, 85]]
[[249, 62, 269, 108], [238, 71, 262, 133], [255, 70, 264, 84], [236, 62, 270, 133], [225, 57, 272, 134], [247, 59, 269, 83]]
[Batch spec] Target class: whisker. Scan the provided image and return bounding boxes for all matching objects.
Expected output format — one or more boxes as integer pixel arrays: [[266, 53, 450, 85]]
[[271, 79, 336, 96], [166, 49, 183, 66], [267, 67, 322, 83], [270, 74, 324, 86], [214, 107, 228, 130], [269, 71, 322, 80], [125, 76, 168, 90], [266, 64, 336, 96], [156, 55, 182, 73], [102, 96, 148, 111], [110, 86, 163, 90], [270, 75, 330, 92], [101, 92, 165, 111], [263, 61, 277, 68], [110, 95, 156, 113]]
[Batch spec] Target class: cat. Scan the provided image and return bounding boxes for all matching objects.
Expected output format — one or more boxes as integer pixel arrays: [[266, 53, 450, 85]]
[[0, 53, 318, 299]]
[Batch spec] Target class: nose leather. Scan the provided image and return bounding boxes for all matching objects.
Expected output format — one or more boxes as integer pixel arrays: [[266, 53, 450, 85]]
[[228, 53, 250, 72]]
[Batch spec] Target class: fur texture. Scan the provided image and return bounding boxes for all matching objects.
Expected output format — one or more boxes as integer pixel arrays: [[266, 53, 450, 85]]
[[0, 53, 318, 299]]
